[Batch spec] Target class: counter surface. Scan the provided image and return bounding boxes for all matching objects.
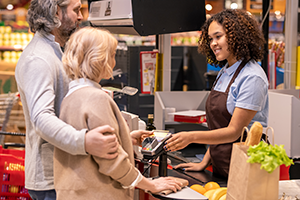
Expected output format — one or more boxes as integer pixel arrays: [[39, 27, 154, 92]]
[[148, 166, 226, 200], [152, 187, 208, 200], [147, 162, 300, 199], [278, 180, 300, 198]]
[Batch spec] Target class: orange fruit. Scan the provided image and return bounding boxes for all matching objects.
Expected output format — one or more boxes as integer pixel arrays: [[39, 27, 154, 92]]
[[204, 181, 220, 191], [190, 184, 207, 195]]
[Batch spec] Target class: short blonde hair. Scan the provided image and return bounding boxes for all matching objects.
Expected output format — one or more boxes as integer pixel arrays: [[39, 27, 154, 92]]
[[62, 27, 118, 81]]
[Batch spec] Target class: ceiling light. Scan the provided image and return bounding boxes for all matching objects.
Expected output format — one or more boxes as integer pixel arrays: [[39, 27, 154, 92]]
[[230, 3, 238, 9], [205, 4, 213, 11], [6, 4, 13, 10], [274, 10, 281, 16]]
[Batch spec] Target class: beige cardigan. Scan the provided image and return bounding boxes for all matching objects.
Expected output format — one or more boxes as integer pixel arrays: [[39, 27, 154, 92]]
[[54, 82, 139, 200]]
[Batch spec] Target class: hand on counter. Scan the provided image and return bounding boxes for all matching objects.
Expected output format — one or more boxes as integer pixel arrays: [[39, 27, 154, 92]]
[[85, 125, 119, 159], [174, 162, 206, 172], [164, 131, 192, 152], [137, 176, 183, 194], [130, 130, 153, 146], [174, 147, 212, 172]]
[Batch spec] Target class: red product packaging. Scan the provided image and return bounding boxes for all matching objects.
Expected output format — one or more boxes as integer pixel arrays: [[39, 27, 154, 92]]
[[172, 110, 206, 124]]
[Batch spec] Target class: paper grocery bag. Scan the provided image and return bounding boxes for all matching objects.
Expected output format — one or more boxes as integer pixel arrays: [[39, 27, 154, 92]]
[[226, 142, 279, 200]]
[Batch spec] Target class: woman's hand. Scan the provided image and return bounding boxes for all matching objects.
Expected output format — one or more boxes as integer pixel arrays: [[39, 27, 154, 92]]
[[130, 130, 153, 146], [174, 162, 206, 172], [148, 177, 183, 194], [174, 148, 211, 172], [164, 132, 192, 152]]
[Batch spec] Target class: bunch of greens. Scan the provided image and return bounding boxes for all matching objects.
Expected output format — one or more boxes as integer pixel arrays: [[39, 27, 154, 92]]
[[247, 141, 294, 173]]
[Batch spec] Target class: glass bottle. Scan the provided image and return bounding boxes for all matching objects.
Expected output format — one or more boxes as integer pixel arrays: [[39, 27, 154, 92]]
[[146, 114, 156, 131], [105, 2, 111, 16]]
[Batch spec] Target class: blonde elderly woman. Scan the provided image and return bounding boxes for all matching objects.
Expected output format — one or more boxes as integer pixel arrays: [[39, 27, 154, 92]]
[[53, 27, 182, 200]]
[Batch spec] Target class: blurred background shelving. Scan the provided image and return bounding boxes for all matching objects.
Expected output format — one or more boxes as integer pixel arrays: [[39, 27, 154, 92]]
[[0, 0, 296, 138]]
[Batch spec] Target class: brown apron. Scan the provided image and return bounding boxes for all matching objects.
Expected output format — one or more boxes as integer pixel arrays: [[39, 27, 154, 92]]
[[205, 59, 248, 178]]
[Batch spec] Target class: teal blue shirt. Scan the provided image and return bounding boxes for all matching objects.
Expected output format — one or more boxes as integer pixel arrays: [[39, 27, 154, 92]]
[[213, 60, 269, 128]]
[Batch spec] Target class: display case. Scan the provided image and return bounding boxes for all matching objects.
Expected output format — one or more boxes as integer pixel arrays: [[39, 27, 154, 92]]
[[154, 91, 209, 131], [268, 89, 300, 158]]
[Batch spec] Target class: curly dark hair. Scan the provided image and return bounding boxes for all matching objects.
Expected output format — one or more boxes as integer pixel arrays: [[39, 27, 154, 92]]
[[198, 9, 266, 67]]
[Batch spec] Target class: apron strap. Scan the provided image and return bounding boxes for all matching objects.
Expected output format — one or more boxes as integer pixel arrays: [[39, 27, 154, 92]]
[[212, 59, 249, 91], [225, 59, 249, 93]]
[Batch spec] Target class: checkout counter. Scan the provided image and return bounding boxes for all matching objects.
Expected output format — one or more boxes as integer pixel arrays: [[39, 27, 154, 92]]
[[136, 130, 226, 200], [137, 138, 300, 200], [150, 90, 300, 199]]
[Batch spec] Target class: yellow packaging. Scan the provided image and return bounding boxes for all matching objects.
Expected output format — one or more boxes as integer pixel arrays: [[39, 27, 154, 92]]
[[297, 46, 300, 87]]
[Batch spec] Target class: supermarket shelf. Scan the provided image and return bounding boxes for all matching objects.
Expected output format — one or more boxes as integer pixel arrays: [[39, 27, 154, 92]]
[[0, 46, 23, 51], [0, 71, 15, 76]]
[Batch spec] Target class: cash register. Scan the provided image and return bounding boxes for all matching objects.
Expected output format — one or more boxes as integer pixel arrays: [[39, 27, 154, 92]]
[[141, 130, 171, 177], [140, 130, 209, 200]]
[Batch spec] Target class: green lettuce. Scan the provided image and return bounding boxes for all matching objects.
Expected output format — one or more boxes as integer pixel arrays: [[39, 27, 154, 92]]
[[247, 141, 294, 173]]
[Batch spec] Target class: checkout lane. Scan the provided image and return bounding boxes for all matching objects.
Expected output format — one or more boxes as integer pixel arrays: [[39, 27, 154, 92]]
[[140, 151, 300, 200], [139, 130, 226, 192], [138, 134, 227, 200], [145, 153, 228, 187], [137, 132, 299, 199], [145, 163, 226, 200]]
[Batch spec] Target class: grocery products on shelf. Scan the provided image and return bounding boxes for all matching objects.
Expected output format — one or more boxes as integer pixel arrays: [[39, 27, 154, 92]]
[[0, 23, 33, 63], [114, 31, 200, 46], [0, 25, 33, 48], [1, 50, 22, 63]]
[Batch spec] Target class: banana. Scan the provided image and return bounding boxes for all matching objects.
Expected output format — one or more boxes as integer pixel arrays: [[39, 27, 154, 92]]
[[204, 189, 217, 199], [211, 187, 227, 200], [219, 194, 226, 200]]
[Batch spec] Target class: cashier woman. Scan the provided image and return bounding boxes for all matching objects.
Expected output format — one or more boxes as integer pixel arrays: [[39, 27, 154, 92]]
[[164, 9, 269, 178]]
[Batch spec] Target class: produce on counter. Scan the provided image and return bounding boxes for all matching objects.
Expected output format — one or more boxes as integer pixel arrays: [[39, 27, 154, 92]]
[[204, 187, 227, 200], [211, 188, 227, 200], [219, 194, 226, 200], [204, 189, 218, 199], [247, 141, 294, 173], [204, 181, 220, 191], [190, 184, 207, 195], [191, 181, 227, 200]]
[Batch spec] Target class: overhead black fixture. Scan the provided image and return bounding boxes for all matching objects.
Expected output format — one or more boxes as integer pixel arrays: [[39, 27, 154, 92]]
[[88, 0, 206, 36]]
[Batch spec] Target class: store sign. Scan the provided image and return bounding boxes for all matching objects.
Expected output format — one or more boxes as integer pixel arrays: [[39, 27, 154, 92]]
[[1, 13, 16, 22], [140, 51, 157, 94]]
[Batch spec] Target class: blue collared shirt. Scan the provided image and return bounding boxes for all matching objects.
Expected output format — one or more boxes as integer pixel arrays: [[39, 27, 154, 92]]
[[213, 60, 269, 128]]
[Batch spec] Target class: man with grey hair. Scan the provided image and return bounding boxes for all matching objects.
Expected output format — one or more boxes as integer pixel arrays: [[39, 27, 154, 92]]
[[15, 0, 119, 199]]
